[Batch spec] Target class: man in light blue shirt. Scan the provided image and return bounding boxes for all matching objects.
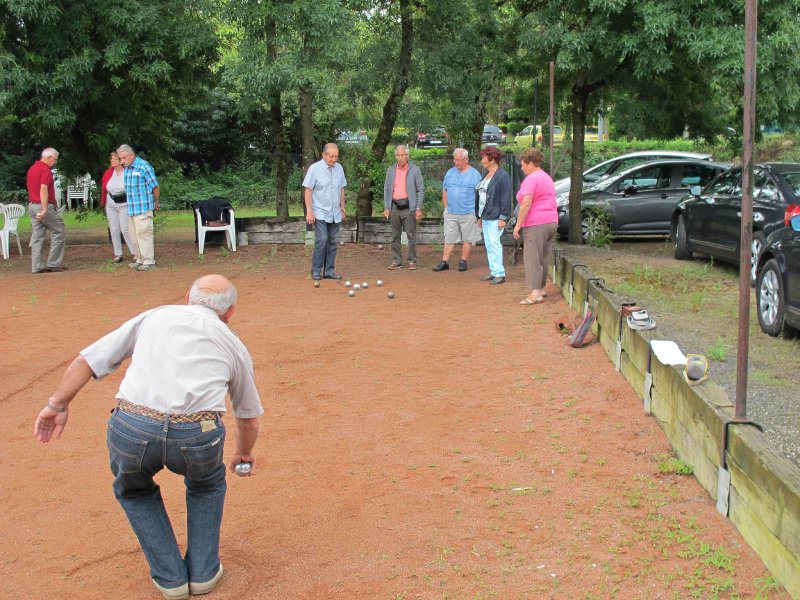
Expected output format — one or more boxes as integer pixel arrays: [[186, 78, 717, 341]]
[[303, 143, 347, 280], [432, 148, 483, 272]]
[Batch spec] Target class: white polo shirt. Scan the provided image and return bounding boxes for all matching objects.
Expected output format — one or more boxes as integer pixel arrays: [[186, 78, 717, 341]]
[[81, 304, 263, 418]]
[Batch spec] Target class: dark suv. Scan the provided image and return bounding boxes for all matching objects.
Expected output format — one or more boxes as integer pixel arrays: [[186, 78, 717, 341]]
[[672, 163, 800, 283], [755, 212, 800, 336], [482, 124, 506, 146]]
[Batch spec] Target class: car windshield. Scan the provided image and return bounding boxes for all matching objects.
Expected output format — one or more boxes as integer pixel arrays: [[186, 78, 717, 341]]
[[484, 126, 501, 133], [584, 160, 617, 184]]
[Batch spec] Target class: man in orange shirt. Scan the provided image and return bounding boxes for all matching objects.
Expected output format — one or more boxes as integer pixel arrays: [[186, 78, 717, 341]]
[[383, 145, 425, 270], [26, 147, 66, 274]]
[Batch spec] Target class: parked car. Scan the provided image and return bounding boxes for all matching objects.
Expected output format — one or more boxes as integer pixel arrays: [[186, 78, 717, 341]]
[[336, 130, 368, 144], [755, 212, 800, 336], [557, 159, 729, 241], [415, 127, 449, 149], [672, 163, 800, 284], [554, 150, 714, 195], [514, 124, 564, 146], [482, 124, 506, 145], [584, 126, 607, 142]]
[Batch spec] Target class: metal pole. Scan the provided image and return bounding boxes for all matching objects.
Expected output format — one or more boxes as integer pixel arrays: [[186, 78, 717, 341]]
[[736, 0, 757, 419], [532, 82, 538, 148], [549, 61, 555, 176]]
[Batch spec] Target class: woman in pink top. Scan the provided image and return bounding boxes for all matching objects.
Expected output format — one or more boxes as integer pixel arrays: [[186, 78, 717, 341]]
[[513, 148, 558, 305]]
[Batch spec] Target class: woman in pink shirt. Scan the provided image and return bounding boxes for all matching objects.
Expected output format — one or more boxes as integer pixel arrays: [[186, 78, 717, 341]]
[[513, 148, 558, 305]]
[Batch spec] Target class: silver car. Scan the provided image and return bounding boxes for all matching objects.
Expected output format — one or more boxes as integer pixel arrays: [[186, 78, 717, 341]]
[[554, 150, 713, 195]]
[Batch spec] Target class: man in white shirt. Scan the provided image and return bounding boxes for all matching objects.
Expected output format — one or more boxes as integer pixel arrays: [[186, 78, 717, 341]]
[[34, 274, 263, 600]]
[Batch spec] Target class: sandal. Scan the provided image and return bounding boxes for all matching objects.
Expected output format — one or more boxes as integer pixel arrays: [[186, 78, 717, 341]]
[[519, 295, 544, 305], [388, 262, 403, 270], [408, 262, 418, 270]]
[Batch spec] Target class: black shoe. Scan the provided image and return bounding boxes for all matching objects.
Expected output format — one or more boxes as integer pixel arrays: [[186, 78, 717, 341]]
[[311, 273, 322, 281], [432, 261, 449, 272], [324, 272, 343, 280], [44, 266, 68, 272], [490, 276, 506, 285], [458, 259, 468, 271], [479, 274, 494, 281]]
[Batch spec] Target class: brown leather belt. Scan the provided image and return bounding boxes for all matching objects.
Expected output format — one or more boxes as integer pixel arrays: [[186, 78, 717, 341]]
[[117, 399, 219, 424]]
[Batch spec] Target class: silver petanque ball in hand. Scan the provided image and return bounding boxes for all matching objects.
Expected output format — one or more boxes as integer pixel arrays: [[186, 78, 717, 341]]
[[362, 281, 368, 288], [235, 462, 252, 477], [376, 279, 383, 286]]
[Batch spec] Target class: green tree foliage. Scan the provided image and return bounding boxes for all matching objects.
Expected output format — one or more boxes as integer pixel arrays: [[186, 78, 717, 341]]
[[223, 0, 352, 216], [0, 0, 219, 183], [415, 0, 520, 152], [516, 0, 762, 243]]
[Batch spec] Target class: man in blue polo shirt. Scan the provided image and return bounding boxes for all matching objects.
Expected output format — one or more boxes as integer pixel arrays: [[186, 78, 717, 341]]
[[432, 148, 483, 272], [303, 143, 347, 280], [117, 144, 160, 272]]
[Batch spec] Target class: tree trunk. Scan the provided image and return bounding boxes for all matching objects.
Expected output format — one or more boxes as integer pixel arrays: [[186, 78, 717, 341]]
[[299, 80, 316, 214], [266, 17, 288, 219], [567, 77, 590, 245], [356, 0, 413, 216], [271, 92, 289, 218]]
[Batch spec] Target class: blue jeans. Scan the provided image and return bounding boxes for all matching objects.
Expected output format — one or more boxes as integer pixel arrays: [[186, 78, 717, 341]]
[[482, 219, 505, 277], [106, 408, 226, 589], [311, 220, 340, 277]]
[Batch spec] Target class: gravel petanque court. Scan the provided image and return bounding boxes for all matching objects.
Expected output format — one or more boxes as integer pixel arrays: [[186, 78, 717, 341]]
[[0, 240, 787, 599]]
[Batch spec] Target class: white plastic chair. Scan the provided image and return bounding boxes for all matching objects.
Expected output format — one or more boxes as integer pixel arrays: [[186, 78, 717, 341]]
[[1, 203, 24, 259], [195, 207, 236, 254]]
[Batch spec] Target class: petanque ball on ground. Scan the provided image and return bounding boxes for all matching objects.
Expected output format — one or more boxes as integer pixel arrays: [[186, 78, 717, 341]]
[[376, 279, 383, 286], [387, 291, 395, 299], [348, 290, 355, 297], [353, 284, 361, 290], [313, 281, 320, 288], [378, 244, 384, 250], [345, 280, 352, 287], [362, 282, 368, 288]]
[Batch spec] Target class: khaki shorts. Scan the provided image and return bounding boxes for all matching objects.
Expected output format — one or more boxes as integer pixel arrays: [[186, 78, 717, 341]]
[[443, 212, 481, 245]]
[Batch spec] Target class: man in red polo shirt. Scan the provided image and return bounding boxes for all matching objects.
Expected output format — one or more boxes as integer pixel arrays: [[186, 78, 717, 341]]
[[26, 147, 66, 274]]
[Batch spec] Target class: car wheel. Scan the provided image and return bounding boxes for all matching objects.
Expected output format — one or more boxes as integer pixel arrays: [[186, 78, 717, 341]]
[[581, 213, 605, 245], [674, 215, 692, 260], [750, 231, 766, 286], [756, 258, 785, 337]]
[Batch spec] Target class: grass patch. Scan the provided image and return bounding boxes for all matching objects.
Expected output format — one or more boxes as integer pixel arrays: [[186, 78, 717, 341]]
[[656, 454, 694, 475]]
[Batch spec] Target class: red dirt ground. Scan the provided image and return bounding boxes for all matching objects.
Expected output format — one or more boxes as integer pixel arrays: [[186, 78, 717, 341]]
[[0, 236, 788, 599]]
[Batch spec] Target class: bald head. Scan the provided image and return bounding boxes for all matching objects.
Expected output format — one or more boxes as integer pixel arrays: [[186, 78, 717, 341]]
[[188, 275, 237, 320]]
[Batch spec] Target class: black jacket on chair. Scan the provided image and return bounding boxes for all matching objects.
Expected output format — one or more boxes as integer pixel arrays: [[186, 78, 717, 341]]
[[193, 197, 233, 243]]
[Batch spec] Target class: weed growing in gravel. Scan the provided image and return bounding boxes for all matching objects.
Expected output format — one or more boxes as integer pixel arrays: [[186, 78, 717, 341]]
[[656, 454, 694, 475], [706, 337, 728, 361]]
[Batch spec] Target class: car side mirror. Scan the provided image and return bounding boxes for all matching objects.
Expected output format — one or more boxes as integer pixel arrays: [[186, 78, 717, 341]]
[[690, 185, 702, 196]]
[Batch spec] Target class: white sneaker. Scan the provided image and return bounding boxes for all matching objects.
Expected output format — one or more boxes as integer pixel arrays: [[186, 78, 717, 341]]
[[151, 579, 189, 600], [189, 563, 224, 595]]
